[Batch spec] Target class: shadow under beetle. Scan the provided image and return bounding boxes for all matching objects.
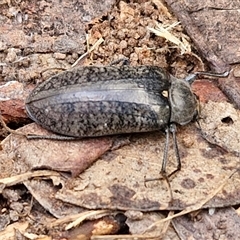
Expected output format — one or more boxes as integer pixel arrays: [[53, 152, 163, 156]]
[[25, 65, 229, 177]]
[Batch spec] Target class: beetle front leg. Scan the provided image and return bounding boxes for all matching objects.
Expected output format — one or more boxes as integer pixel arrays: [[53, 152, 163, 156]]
[[145, 124, 180, 185], [160, 126, 170, 176], [168, 123, 181, 177], [160, 123, 181, 178]]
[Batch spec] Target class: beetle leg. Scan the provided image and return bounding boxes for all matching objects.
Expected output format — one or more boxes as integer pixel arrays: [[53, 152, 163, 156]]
[[109, 57, 130, 66], [26, 134, 78, 140], [161, 124, 181, 177], [168, 123, 181, 177], [160, 126, 170, 176], [145, 126, 170, 182], [145, 124, 180, 187]]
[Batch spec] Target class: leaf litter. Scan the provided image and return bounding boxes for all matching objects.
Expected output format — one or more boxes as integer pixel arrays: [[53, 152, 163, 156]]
[[1, 101, 240, 238]]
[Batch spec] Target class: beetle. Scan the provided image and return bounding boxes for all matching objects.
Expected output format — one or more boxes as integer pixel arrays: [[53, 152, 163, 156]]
[[25, 65, 228, 176]]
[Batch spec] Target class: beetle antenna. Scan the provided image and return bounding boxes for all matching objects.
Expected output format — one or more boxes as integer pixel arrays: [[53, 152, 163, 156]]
[[185, 71, 230, 84]]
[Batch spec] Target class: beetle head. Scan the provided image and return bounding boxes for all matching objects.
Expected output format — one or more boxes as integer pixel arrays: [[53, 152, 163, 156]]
[[169, 77, 198, 125]]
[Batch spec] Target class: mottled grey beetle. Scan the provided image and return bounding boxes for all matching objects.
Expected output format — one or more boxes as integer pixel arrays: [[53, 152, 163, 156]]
[[25, 65, 228, 176]]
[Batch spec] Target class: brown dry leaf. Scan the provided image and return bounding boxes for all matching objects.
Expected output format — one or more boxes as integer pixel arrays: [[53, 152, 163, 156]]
[[199, 101, 240, 156], [172, 207, 240, 239], [90, 212, 179, 240], [1, 123, 114, 177], [0, 170, 59, 191], [0, 222, 29, 240], [192, 79, 228, 103], [24, 179, 83, 218], [64, 215, 121, 239], [126, 212, 173, 237], [55, 118, 240, 211]]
